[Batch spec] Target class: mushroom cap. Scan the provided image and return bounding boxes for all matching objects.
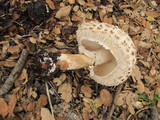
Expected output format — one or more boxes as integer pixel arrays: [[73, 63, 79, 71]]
[[77, 21, 136, 86]]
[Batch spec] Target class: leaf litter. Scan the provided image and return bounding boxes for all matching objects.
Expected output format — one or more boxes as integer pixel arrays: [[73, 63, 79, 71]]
[[0, 0, 160, 120]]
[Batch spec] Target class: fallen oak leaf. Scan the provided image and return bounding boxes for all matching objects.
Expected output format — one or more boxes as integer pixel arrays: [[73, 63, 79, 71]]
[[128, 104, 135, 114], [15, 68, 28, 87], [137, 79, 145, 93], [0, 61, 16, 67], [145, 10, 160, 18], [81, 85, 93, 98], [45, 0, 55, 10], [8, 94, 17, 118], [41, 107, 55, 120], [0, 98, 8, 118], [26, 102, 36, 112], [115, 92, 128, 106], [7, 54, 20, 61], [29, 37, 37, 44], [55, 116, 67, 120], [7, 45, 20, 54], [94, 98, 103, 108], [55, 6, 71, 19], [58, 83, 72, 103], [100, 89, 112, 107], [0, 43, 9, 60], [83, 98, 97, 113], [38, 94, 48, 106]]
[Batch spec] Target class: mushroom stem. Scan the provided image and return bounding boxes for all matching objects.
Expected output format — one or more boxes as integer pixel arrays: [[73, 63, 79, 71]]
[[56, 54, 95, 70]]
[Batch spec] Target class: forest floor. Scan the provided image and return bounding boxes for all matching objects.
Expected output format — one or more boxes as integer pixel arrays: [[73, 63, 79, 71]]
[[0, 0, 160, 120]]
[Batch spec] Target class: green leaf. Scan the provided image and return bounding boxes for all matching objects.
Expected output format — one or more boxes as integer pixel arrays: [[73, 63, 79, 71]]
[[157, 73, 160, 77], [146, 16, 155, 21], [154, 94, 160, 101]]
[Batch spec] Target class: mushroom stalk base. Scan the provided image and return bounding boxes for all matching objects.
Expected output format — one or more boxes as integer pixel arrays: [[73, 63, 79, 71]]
[[56, 54, 95, 70]]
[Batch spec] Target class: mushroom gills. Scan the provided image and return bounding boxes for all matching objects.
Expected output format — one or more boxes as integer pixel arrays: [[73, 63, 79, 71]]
[[81, 40, 117, 76]]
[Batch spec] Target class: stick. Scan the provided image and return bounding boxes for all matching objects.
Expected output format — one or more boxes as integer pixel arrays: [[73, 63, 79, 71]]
[[0, 49, 29, 96], [45, 82, 55, 120], [106, 83, 124, 120]]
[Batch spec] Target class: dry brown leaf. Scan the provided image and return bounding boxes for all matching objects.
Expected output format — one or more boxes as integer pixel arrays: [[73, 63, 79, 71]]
[[53, 78, 62, 86], [27, 87, 38, 98], [8, 45, 20, 54], [137, 79, 145, 93], [100, 89, 112, 106], [38, 94, 48, 106], [58, 83, 72, 103], [29, 37, 37, 44], [45, 0, 55, 9], [132, 101, 143, 109], [131, 65, 143, 83], [55, 6, 71, 19], [17, 69, 28, 81], [115, 93, 128, 106], [128, 104, 135, 114], [0, 61, 16, 67], [132, 66, 145, 93], [78, 0, 86, 6], [126, 92, 138, 114], [94, 98, 103, 108], [145, 10, 160, 18], [126, 92, 133, 105], [68, 0, 75, 4], [41, 107, 55, 120], [53, 73, 66, 86], [86, 12, 93, 19], [141, 20, 151, 28], [141, 28, 151, 40], [144, 75, 155, 84], [86, 0, 94, 6], [81, 85, 93, 98], [155, 87, 160, 95], [83, 101, 91, 110], [12, 12, 20, 20], [82, 108, 90, 120], [7, 54, 19, 60], [26, 102, 36, 112], [15, 68, 28, 87], [98, 9, 105, 22], [55, 116, 67, 120], [0, 41, 9, 44], [0, 43, 9, 60], [0, 98, 8, 118], [53, 27, 61, 35], [135, 41, 152, 48], [8, 94, 17, 118], [103, 16, 112, 24]]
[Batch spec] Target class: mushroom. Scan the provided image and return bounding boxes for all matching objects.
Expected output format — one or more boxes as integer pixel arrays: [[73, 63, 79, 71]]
[[56, 21, 137, 86]]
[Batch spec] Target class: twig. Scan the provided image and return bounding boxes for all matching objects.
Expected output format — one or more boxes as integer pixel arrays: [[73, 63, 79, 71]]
[[0, 49, 29, 96], [106, 83, 124, 120], [45, 82, 55, 120]]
